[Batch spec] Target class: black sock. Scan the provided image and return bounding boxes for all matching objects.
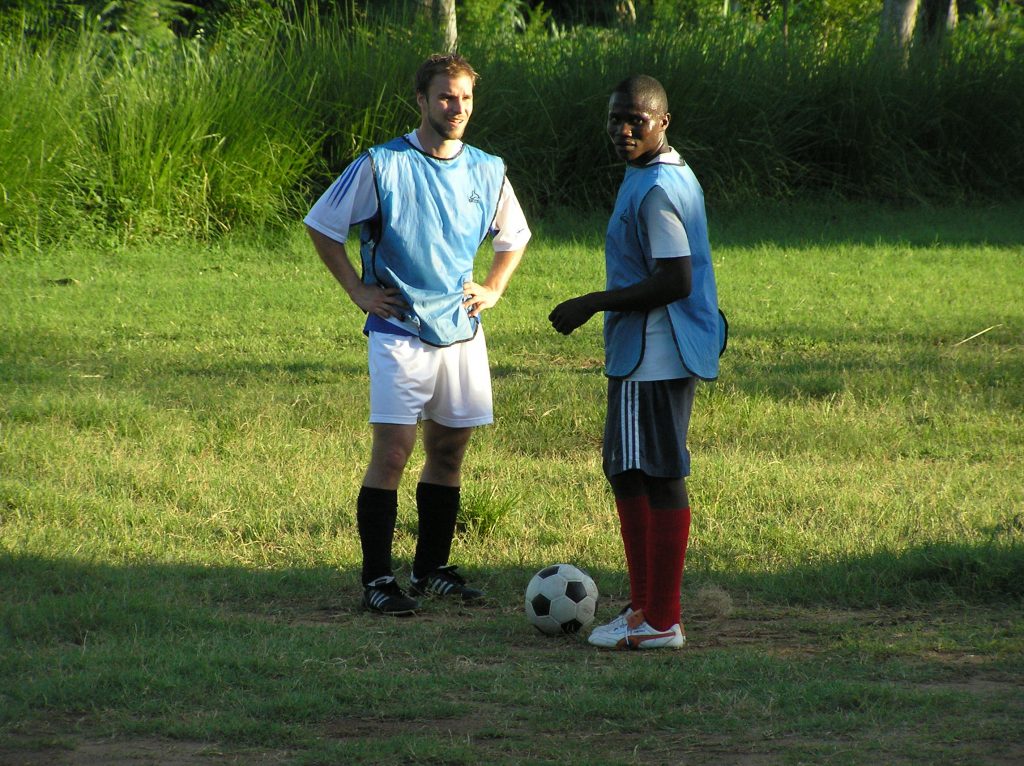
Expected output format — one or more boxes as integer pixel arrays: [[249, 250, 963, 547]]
[[412, 482, 460, 580], [356, 486, 398, 586]]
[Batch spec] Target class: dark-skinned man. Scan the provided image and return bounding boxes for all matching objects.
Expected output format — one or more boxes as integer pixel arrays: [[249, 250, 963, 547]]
[[550, 75, 726, 649]]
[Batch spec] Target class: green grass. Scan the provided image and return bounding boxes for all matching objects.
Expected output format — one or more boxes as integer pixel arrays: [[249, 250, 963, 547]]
[[1, 201, 1023, 764]]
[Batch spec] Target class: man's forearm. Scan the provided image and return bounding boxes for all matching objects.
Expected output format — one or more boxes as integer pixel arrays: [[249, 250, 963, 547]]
[[596, 257, 692, 313], [587, 278, 683, 314], [481, 248, 525, 296], [307, 226, 362, 298]]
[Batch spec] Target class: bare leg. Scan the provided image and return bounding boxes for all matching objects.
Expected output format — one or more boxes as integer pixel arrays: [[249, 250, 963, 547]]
[[420, 420, 474, 486], [363, 422, 418, 490]]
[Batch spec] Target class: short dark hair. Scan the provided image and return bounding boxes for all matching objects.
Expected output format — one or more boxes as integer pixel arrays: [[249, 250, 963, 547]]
[[612, 75, 669, 115], [414, 53, 479, 96]]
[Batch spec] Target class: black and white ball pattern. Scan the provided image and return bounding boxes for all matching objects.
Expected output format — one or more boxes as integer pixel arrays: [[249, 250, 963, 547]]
[[525, 564, 599, 635]]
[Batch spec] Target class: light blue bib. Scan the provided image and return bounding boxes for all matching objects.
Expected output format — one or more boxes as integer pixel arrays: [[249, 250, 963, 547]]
[[362, 137, 505, 347], [604, 161, 727, 380]]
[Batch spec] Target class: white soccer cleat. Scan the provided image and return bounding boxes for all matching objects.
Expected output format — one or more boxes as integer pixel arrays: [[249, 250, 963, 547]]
[[586, 604, 634, 648], [619, 618, 685, 650], [588, 607, 685, 650]]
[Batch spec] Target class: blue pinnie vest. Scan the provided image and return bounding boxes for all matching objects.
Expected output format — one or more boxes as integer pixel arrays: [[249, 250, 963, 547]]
[[361, 136, 506, 347], [604, 160, 727, 380]]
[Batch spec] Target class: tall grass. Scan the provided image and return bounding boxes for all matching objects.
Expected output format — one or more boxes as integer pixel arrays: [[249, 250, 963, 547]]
[[1, 19, 319, 246], [1, 9, 1022, 245], [463, 19, 1024, 208], [79, 36, 315, 238], [79, 25, 320, 239], [284, 7, 428, 190], [0, 32, 91, 245]]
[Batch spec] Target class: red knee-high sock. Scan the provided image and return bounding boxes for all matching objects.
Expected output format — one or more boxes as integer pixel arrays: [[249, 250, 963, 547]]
[[615, 495, 651, 611], [644, 506, 691, 631]]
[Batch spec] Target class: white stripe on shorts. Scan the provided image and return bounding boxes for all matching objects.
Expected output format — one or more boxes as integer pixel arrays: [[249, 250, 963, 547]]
[[620, 380, 640, 472]]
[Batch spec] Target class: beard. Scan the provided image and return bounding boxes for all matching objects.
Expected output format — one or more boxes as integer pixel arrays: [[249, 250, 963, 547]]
[[428, 110, 467, 141]]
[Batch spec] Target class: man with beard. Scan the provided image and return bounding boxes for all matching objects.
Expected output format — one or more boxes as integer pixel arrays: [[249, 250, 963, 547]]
[[305, 53, 531, 615], [549, 75, 726, 649]]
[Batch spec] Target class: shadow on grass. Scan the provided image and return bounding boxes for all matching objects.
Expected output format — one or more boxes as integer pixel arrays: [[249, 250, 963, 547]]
[[708, 199, 1024, 249], [717, 339, 1024, 407], [710, 539, 1024, 607], [3, 538, 1021, 651], [488, 309, 1024, 411], [1, 540, 1021, 761], [173, 359, 367, 380]]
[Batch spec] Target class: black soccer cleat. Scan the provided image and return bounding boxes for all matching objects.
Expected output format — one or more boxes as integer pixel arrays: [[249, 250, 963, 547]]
[[409, 565, 485, 603], [362, 575, 421, 616]]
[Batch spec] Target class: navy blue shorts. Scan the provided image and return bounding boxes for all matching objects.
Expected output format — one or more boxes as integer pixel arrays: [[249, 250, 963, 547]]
[[603, 377, 697, 479]]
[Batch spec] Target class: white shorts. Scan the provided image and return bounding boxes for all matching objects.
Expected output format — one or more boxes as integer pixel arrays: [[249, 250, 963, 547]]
[[367, 329, 493, 427]]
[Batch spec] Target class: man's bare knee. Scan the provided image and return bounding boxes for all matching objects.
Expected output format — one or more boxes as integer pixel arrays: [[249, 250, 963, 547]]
[[365, 424, 417, 488], [421, 423, 472, 485]]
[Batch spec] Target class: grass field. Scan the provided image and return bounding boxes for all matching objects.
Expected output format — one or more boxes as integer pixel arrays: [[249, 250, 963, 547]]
[[1, 201, 1023, 765]]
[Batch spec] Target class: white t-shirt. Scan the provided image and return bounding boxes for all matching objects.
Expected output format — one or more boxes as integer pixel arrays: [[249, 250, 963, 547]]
[[628, 149, 691, 382], [304, 132, 532, 252]]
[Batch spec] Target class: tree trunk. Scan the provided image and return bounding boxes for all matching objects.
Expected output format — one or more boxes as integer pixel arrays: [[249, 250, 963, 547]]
[[440, 0, 457, 52], [920, 0, 958, 39], [878, 0, 920, 50], [420, 0, 457, 52]]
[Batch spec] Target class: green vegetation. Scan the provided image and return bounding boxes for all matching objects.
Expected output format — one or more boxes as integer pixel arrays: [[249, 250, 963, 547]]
[[2, 2, 1023, 246], [0, 22, 317, 245], [2, 1, 1022, 761], [2, 203, 1022, 763]]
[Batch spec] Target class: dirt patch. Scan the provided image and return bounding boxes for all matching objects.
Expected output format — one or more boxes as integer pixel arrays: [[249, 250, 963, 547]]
[[0, 737, 291, 766], [0, 714, 291, 766], [323, 713, 516, 741]]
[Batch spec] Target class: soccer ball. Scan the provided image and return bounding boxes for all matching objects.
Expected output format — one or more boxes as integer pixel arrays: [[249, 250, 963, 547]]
[[525, 564, 599, 635]]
